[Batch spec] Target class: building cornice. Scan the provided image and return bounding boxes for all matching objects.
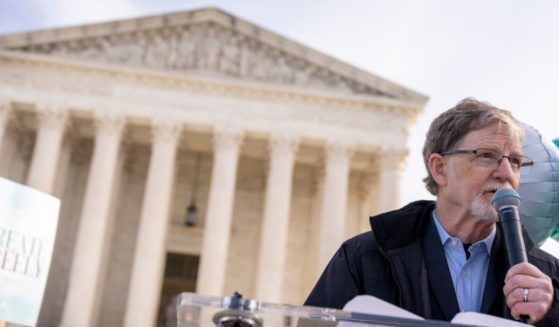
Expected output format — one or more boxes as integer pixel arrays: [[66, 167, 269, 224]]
[[0, 8, 428, 106], [0, 50, 424, 118]]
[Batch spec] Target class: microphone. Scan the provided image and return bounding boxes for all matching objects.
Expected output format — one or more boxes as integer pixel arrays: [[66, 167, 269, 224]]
[[491, 188, 527, 266], [492, 188, 529, 323]]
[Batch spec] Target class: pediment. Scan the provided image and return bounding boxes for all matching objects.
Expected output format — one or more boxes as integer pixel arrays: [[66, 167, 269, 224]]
[[0, 8, 427, 103]]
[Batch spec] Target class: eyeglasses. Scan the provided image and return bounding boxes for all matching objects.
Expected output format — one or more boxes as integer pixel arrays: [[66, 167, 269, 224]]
[[440, 148, 534, 171]]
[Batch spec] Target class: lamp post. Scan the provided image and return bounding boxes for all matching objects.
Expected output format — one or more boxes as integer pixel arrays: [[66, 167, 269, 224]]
[[185, 153, 201, 227]]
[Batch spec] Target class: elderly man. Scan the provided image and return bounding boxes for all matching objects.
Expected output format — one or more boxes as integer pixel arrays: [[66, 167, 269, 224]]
[[305, 98, 559, 326]]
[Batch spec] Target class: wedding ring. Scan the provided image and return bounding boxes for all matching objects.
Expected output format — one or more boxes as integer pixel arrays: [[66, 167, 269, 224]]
[[522, 288, 529, 302]]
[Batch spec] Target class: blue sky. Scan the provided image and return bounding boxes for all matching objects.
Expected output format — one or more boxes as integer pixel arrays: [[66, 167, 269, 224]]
[[1, 0, 559, 204]]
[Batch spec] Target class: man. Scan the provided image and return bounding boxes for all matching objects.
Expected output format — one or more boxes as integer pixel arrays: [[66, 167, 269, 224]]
[[305, 98, 559, 326]]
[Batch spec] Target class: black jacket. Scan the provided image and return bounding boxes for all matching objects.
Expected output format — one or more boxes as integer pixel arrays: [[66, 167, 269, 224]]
[[305, 201, 559, 326]]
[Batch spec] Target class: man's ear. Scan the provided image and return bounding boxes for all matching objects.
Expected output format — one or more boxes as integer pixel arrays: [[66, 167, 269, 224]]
[[428, 153, 447, 187]]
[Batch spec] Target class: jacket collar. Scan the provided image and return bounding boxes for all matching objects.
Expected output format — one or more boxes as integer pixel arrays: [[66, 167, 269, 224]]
[[370, 200, 436, 251]]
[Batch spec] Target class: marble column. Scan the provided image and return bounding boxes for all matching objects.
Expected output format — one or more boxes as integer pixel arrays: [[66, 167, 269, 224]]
[[123, 120, 182, 327], [27, 104, 68, 194], [317, 141, 354, 271], [376, 149, 408, 214], [0, 100, 10, 155], [196, 126, 243, 296], [255, 133, 299, 302], [60, 113, 125, 327]]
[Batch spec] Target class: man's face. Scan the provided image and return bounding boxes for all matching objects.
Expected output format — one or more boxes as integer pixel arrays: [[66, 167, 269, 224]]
[[441, 123, 522, 222]]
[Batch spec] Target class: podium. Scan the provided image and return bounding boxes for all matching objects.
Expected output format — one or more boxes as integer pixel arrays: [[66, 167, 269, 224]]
[[176, 293, 484, 327]]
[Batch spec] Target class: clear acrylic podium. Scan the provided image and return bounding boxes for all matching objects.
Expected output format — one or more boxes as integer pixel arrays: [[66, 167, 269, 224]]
[[176, 293, 484, 327]]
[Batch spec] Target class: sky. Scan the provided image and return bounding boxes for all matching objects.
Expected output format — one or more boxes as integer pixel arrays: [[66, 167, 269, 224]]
[[1, 0, 558, 205]]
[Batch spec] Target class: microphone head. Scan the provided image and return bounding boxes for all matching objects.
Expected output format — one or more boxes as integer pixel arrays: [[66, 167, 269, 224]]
[[492, 188, 521, 210]]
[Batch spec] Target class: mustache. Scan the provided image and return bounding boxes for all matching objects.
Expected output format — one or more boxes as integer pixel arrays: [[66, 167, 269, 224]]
[[481, 182, 513, 192]]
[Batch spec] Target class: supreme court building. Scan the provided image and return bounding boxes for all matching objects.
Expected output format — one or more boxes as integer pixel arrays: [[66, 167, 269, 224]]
[[0, 8, 427, 327]]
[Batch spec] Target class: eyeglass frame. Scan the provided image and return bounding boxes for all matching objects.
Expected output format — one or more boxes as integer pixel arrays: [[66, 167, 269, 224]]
[[439, 148, 534, 170]]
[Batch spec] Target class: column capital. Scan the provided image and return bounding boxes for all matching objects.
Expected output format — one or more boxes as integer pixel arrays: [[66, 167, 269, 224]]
[[94, 111, 126, 136], [151, 119, 183, 145], [0, 99, 12, 155], [213, 124, 244, 152], [325, 139, 355, 165], [0, 99, 13, 127], [0, 98, 11, 115], [269, 132, 300, 158], [378, 148, 408, 172], [35, 103, 69, 130]]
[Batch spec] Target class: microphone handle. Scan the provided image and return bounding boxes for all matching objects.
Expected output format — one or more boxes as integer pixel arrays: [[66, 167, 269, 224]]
[[499, 206, 528, 266], [498, 206, 529, 323]]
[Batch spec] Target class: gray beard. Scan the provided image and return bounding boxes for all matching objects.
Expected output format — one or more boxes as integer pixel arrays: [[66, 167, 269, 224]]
[[470, 192, 498, 222], [470, 182, 512, 222]]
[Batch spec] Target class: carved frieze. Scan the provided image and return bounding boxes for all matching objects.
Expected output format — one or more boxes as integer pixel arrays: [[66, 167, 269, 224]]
[[16, 22, 388, 97]]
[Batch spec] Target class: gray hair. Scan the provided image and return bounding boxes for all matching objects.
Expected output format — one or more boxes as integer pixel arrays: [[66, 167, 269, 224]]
[[422, 98, 522, 195]]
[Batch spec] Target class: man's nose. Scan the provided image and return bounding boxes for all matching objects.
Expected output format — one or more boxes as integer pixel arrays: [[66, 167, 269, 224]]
[[492, 157, 517, 183]]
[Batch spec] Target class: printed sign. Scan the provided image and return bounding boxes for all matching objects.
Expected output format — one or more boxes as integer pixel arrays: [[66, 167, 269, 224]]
[[0, 177, 60, 326]]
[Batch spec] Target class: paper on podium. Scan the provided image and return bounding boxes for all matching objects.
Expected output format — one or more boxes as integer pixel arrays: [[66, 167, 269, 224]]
[[451, 312, 532, 327], [340, 295, 424, 326], [341, 295, 533, 327]]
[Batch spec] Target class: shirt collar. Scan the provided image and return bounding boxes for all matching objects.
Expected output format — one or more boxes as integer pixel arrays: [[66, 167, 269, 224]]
[[432, 210, 496, 255]]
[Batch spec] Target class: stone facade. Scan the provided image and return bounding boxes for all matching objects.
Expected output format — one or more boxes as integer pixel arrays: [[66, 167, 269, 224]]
[[0, 7, 427, 327]]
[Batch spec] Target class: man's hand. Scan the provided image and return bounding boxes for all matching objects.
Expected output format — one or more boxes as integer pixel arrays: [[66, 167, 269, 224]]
[[503, 262, 554, 324]]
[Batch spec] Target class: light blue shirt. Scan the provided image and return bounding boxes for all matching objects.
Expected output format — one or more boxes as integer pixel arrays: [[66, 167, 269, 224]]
[[432, 211, 496, 312]]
